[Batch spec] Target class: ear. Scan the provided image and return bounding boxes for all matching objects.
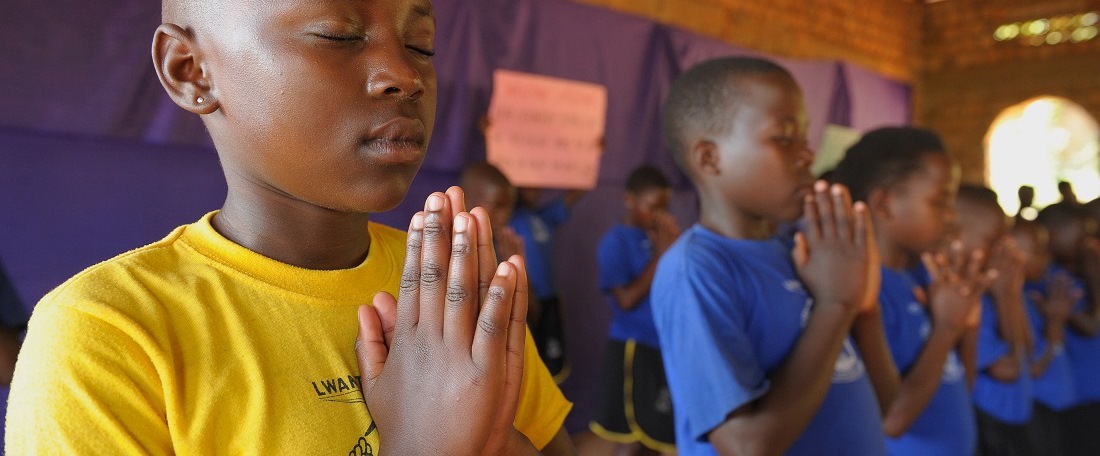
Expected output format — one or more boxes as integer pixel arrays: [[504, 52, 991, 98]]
[[152, 23, 218, 115], [867, 187, 893, 222], [687, 139, 720, 176]]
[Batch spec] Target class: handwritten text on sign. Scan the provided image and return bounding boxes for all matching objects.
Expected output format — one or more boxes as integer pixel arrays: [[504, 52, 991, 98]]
[[486, 70, 607, 189]]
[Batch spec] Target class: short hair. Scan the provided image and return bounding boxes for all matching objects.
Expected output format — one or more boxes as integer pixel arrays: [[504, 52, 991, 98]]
[[625, 166, 670, 194], [956, 184, 1002, 215], [459, 162, 512, 190], [1037, 202, 1086, 231], [832, 127, 947, 203], [661, 56, 794, 170]]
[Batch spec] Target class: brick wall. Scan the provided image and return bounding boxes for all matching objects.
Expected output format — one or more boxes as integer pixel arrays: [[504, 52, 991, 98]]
[[917, 0, 1100, 182], [569, 0, 922, 82], [571, 0, 1100, 183]]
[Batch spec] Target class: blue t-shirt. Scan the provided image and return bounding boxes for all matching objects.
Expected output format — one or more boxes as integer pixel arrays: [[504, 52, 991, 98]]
[[509, 199, 569, 301], [1023, 268, 1079, 411], [973, 294, 1033, 423], [1067, 287, 1100, 404], [879, 267, 976, 456], [598, 224, 660, 348], [651, 225, 885, 456]]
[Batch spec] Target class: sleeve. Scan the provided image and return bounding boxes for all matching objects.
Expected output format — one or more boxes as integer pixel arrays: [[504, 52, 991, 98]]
[[977, 295, 1011, 370], [6, 301, 171, 454], [514, 327, 572, 450], [0, 260, 29, 330], [652, 249, 769, 443], [597, 229, 635, 294], [537, 199, 570, 229]]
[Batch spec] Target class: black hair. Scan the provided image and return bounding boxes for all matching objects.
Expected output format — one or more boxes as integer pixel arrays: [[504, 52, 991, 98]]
[[625, 166, 671, 194], [1037, 202, 1086, 231], [956, 184, 1002, 214], [459, 161, 512, 190], [661, 56, 794, 170], [832, 127, 947, 203]]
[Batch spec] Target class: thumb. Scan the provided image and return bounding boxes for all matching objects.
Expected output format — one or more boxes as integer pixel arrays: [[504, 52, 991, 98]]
[[792, 232, 809, 267], [355, 301, 391, 395], [374, 291, 399, 348]]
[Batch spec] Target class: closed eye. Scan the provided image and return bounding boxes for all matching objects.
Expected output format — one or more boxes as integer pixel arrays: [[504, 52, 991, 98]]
[[408, 46, 436, 57], [314, 34, 362, 42]]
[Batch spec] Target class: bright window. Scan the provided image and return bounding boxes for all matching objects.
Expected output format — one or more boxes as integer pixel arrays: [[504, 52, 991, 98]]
[[986, 96, 1100, 215]]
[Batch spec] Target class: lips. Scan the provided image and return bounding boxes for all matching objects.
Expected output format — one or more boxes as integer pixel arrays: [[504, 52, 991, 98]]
[[360, 117, 427, 164]]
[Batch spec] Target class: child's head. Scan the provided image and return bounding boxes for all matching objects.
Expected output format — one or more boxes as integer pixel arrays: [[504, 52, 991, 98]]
[[1037, 202, 1089, 268], [954, 184, 1008, 254], [155, 0, 437, 214], [624, 166, 672, 229], [459, 162, 516, 233], [832, 127, 958, 256], [1010, 219, 1051, 282], [662, 57, 813, 225]]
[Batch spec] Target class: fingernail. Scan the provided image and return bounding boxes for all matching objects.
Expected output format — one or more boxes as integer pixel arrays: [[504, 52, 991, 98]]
[[411, 212, 424, 230], [427, 194, 444, 211], [496, 262, 511, 277], [454, 213, 468, 233]]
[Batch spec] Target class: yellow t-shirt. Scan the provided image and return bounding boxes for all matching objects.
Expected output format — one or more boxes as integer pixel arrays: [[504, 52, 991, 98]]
[[6, 212, 571, 454]]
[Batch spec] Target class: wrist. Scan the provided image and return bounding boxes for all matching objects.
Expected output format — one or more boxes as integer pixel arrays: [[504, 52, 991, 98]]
[[497, 429, 538, 456]]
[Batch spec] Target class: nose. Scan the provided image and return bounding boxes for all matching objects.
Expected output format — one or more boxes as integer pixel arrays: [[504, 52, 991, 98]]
[[366, 43, 425, 101], [794, 140, 814, 170]]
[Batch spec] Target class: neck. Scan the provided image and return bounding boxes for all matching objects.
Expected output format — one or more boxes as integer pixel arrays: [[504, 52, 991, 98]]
[[877, 234, 914, 270], [697, 190, 774, 240], [213, 184, 373, 271]]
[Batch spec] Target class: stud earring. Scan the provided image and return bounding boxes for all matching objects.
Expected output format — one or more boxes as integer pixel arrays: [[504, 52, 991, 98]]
[[196, 96, 205, 104]]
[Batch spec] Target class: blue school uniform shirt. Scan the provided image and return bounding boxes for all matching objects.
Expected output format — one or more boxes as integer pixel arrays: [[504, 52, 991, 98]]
[[879, 267, 976, 456], [973, 294, 1033, 424], [1023, 267, 1079, 411], [651, 225, 885, 456], [597, 224, 660, 348], [509, 199, 569, 301]]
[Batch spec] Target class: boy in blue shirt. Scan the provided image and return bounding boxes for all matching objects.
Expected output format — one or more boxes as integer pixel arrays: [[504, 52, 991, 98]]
[[954, 186, 1035, 456], [590, 165, 679, 455], [1012, 219, 1079, 455], [833, 129, 986, 456], [651, 56, 898, 455], [509, 187, 586, 382]]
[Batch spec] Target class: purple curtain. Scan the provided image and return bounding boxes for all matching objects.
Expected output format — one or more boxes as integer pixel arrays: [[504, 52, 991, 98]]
[[0, 0, 911, 434]]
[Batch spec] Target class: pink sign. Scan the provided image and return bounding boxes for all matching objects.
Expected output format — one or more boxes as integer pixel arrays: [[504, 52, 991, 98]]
[[486, 69, 607, 190]]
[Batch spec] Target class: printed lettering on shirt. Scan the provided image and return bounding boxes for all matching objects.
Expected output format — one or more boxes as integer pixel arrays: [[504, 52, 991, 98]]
[[347, 421, 378, 456], [790, 280, 866, 384], [532, 217, 550, 243], [942, 350, 964, 383], [311, 374, 364, 404], [908, 301, 932, 341]]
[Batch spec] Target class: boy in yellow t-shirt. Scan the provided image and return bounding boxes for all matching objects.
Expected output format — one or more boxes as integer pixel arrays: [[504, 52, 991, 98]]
[[5, 0, 573, 454]]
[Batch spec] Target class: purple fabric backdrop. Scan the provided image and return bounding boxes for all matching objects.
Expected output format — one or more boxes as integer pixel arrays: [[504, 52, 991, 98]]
[[0, 0, 911, 435]]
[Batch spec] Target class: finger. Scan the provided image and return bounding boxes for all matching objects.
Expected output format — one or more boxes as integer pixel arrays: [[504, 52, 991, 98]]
[[502, 255, 530, 422], [419, 192, 453, 336], [831, 184, 854, 243], [964, 249, 986, 283], [446, 186, 467, 215], [948, 240, 965, 278], [921, 252, 941, 283], [471, 207, 498, 303], [802, 193, 822, 243], [473, 261, 518, 370], [355, 304, 389, 394], [792, 232, 809, 267], [444, 212, 479, 348], [814, 181, 837, 240], [975, 269, 998, 294], [854, 201, 872, 251], [1027, 290, 1045, 306], [396, 212, 425, 332], [373, 291, 399, 348]]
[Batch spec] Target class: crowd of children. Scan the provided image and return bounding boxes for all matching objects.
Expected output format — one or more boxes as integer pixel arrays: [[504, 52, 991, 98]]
[[4, 1, 1098, 454]]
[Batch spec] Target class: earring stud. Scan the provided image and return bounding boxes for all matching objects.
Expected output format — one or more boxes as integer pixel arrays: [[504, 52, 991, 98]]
[[196, 96, 205, 104]]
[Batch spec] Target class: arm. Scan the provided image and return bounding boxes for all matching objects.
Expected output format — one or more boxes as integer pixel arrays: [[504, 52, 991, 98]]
[[1068, 309, 1100, 336], [710, 305, 858, 456], [851, 307, 899, 417], [540, 428, 577, 456], [1029, 321, 1065, 377], [609, 260, 658, 311], [881, 325, 964, 437], [960, 327, 978, 389]]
